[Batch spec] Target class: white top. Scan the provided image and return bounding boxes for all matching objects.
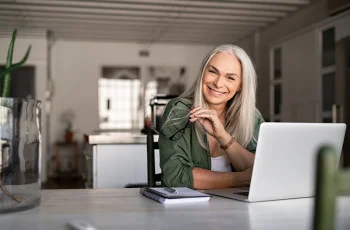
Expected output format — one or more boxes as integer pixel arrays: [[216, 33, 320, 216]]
[[1, 189, 349, 230], [211, 155, 232, 172]]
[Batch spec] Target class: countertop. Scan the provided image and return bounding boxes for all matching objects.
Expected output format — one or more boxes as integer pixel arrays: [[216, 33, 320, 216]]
[[88, 132, 158, 144]]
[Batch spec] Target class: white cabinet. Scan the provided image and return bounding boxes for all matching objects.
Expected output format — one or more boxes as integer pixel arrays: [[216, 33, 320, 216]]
[[92, 144, 160, 189]]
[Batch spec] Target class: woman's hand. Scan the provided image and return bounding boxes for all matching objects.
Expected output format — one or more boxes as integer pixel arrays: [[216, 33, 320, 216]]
[[189, 107, 227, 139]]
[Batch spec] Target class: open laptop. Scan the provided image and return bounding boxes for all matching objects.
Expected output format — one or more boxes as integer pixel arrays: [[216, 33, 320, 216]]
[[206, 122, 346, 202]]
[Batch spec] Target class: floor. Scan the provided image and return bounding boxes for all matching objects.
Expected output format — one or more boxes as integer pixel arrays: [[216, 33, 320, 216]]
[[42, 172, 85, 189]]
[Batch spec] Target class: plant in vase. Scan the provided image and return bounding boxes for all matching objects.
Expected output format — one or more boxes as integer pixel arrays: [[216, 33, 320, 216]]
[[61, 108, 75, 143], [0, 29, 42, 213]]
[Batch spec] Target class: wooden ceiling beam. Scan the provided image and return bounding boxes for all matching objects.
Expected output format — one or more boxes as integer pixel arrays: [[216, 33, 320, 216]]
[[4, 0, 288, 17], [52, 0, 301, 11], [0, 11, 269, 27], [0, 3, 278, 22]]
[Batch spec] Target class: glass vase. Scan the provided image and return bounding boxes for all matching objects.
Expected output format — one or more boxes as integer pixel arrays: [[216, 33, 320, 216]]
[[0, 98, 42, 213]]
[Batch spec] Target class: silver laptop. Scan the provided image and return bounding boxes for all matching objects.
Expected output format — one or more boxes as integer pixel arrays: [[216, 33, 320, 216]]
[[206, 122, 346, 202]]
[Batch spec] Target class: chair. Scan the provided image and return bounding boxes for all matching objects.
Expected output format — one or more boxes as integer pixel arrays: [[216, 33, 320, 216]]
[[147, 132, 162, 187], [313, 146, 350, 230]]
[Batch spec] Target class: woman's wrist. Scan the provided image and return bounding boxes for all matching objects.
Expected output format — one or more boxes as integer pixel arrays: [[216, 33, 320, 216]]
[[216, 132, 232, 147]]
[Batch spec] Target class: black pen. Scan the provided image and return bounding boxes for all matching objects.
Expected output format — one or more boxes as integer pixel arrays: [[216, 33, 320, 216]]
[[164, 187, 178, 194]]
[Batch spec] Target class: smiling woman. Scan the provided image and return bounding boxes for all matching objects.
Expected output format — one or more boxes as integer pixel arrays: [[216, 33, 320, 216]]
[[159, 44, 264, 190]]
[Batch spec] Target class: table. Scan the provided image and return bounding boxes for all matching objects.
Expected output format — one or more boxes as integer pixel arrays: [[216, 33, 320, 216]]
[[0, 189, 349, 230], [54, 141, 79, 173]]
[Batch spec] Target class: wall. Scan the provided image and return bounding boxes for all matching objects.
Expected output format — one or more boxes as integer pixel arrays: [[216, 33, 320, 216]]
[[237, 0, 329, 119], [0, 36, 47, 182], [51, 40, 215, 150], [0, 36, 214, 180], [280, 31, 320, 122]]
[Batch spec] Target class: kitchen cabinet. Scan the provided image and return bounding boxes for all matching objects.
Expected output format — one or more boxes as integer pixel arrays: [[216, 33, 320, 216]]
[[87, 133, 160, 188]]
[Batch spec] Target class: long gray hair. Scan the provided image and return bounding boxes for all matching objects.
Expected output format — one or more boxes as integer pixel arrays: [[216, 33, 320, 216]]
[[181, 44, 257, 149]]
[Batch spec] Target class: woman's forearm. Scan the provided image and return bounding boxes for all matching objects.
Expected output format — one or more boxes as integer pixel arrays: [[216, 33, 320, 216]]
[[217, 133, 255, 171], [192, 167, 248, 189]]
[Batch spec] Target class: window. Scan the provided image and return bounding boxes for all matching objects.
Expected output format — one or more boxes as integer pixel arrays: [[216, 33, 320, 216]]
[[270, 47, 282, 121], [322, 28, 335, 67], [273, 48, 282, 80], [321, 27, 336, 123], [322, 72, 335, 112], [98, 67, 142, 130], [144, 80, 158, 119], [274, 84, 282, 115]]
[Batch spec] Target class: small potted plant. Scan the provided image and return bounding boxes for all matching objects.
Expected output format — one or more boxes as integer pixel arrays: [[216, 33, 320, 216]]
[[61, 108, 75, 143]]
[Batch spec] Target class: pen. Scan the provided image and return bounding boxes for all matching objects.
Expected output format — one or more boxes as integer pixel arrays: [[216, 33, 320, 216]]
[[164, 187, 178, 194]]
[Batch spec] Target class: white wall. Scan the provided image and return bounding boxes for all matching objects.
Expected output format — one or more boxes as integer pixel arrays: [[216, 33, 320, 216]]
[[280, 31, 320, 122], [0, 36, 215, 180], [51, 40, 214, 148], [0, 36, 47, 182], [237, 0, 329, 119]]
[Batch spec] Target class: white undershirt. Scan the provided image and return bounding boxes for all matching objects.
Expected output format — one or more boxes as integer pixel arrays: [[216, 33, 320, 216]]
[[211, 155, 232, 172]]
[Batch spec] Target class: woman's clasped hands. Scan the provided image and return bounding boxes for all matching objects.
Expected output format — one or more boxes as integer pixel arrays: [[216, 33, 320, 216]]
[[189, 107, 226, 139]]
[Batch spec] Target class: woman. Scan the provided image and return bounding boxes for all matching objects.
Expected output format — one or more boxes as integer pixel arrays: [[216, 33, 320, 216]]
[[159, 44, 264, 189]]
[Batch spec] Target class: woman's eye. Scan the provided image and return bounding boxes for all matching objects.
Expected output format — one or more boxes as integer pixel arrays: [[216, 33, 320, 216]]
[[228, 76, 235, 81], [208, 70, 217, 74]]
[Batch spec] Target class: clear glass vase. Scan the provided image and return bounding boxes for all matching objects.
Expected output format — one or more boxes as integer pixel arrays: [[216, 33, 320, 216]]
[[0, 98, 42, 213]]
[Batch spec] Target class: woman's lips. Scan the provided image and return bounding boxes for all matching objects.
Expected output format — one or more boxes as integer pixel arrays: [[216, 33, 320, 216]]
[[208, 86, 226, 96]]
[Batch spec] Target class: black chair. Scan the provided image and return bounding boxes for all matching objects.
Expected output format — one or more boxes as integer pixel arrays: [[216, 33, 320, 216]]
[[147, 132, 162, 187]]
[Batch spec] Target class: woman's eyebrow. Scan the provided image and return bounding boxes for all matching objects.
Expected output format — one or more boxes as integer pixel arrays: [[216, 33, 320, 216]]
[[208, 65, 238, 77]]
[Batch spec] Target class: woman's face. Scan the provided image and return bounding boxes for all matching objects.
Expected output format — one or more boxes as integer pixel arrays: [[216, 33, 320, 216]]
[[202, 52, 242, 107]]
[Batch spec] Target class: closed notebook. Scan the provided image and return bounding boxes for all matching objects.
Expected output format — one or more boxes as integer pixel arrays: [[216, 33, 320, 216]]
[[140, 187, 211, 204]]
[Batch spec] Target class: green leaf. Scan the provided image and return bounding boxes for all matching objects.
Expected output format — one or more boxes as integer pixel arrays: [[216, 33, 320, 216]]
[[0, 69, 2, 95], [2, 29, 17, 97], [2, 30, 32, 97], [2, 72, 11, 97], [0, 45, 30, 80], [6, 29, 17, 68]]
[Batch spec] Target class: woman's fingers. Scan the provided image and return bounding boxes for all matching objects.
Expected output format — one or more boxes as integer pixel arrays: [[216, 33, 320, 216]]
[[191, 107, 216, 116], [190, 107, 202, 114], [191, 108, 217, 121]]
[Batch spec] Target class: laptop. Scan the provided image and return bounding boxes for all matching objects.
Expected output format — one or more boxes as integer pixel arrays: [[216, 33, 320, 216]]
[[206, 122, 346, 202]]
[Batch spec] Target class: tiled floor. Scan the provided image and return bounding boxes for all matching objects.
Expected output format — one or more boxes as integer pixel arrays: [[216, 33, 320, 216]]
[[42, 172, 85, 189]]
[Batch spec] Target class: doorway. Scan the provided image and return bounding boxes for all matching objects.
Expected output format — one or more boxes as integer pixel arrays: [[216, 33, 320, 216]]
[[0, 65, 35, 99]]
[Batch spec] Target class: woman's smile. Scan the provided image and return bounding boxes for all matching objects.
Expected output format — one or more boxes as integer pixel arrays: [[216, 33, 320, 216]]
[[207, 85, 227, 96]]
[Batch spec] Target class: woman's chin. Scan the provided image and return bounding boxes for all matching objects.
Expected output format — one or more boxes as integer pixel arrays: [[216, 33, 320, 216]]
[[204, 96, 227, 106]]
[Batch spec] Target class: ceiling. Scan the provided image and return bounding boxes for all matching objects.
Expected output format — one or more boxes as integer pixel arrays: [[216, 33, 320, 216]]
[[0, 0, 313, 45]]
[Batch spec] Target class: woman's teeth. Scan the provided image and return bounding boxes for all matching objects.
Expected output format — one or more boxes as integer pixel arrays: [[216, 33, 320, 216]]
[[210, 87, 225, 95]]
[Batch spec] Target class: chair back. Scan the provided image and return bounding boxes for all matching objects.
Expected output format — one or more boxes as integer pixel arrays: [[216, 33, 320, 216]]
[[147, 132, 161, 187], [313, 146, 350, 230]]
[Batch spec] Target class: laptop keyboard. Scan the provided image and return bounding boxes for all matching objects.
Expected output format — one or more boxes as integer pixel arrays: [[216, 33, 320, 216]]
[[234, 192, 249, 196]]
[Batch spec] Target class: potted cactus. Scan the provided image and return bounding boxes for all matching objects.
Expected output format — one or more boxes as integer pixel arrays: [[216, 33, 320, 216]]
[[0, 29, 42, 213]]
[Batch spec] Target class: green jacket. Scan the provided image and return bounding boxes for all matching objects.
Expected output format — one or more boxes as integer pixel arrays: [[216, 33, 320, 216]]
[[159, 98, 265, 188]]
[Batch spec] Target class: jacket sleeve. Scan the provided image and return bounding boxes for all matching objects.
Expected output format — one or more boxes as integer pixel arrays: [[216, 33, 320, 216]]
[[159, 99, 195, 188], [246, 109, 265, 154]]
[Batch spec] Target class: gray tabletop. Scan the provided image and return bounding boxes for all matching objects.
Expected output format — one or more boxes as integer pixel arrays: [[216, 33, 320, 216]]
[[1, 189, 349, 230]]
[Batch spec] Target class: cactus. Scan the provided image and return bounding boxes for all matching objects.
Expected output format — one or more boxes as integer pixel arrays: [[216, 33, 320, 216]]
[[0, 29, 31, 97]]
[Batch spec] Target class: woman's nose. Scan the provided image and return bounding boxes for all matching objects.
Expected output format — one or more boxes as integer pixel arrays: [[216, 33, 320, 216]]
[[213, 76, 224, 88]]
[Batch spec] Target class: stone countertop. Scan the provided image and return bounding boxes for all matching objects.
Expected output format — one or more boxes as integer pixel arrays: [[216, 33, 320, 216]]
[[88, 132, 158, 144]]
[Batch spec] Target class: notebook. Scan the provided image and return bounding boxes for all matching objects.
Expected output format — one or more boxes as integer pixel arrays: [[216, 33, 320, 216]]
[[206, 122, 346, 202], [140, 187, 211, 204]]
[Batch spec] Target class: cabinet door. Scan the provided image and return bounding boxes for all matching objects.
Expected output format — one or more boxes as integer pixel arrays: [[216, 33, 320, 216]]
[[93, 144, 148, 188], [270, 30, 320, 122]]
